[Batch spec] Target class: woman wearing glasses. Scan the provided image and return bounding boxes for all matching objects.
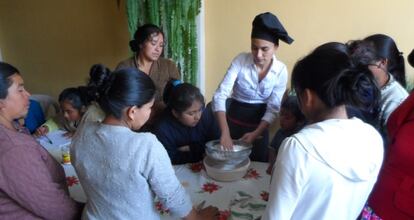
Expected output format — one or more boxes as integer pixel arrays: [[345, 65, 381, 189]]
[[348, 40, 408, 142]]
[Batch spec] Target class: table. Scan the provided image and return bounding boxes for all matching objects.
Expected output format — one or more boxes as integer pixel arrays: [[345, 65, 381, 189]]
[[37, 130, 87, 203], [159, 161, 271, 220], [38, 131, 271, 220]]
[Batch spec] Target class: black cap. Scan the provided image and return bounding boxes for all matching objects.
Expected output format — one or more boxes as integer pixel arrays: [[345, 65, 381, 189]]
[[251, 12, 294, 45], [408, 49, 414, 68]]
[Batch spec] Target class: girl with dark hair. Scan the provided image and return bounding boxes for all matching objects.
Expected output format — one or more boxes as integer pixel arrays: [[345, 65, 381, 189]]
[[266, 94, 305, 174], [262, 43, 384, 220], [35, 64, 108, 137], [35, 86, 90, 137], [364, 34, 407, 87], [71, 68, 218, 219], [153, 79, 220, 164], [213, 12, 293, 162], [116, 24, 180, 125], [348, 40, 408, 140], [0, 62, 83, 219]]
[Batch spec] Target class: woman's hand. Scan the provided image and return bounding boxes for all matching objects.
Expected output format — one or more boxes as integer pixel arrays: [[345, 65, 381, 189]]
[[220, 133, 233, 149], [240, 121, 268, 144], [34, 125, 49, 137], [239, 131, 259, 144], [198, 206, 219, 220], [63, 131, 75, 138], [184, 206, 219, 220], [216, 111, 233, 149]]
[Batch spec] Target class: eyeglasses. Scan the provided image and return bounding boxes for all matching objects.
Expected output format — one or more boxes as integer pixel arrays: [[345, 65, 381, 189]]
[[368, 63, 381, 68]]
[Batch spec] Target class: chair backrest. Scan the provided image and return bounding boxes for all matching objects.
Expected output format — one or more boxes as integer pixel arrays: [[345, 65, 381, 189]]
[[30, 94, 60, 119]]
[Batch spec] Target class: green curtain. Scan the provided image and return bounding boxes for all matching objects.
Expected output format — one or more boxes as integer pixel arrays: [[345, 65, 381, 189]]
[[125, 0, 201, 85]]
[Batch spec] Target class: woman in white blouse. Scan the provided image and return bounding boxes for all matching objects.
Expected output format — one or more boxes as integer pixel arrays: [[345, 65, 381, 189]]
[[212, 12, 293, 161]]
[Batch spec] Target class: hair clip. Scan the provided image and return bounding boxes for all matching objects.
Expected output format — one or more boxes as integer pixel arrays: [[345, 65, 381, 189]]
[[172, 79, 182, 87]]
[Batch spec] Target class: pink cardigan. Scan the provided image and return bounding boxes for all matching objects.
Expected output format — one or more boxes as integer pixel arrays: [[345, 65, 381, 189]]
[[0, 125, 82, 219]]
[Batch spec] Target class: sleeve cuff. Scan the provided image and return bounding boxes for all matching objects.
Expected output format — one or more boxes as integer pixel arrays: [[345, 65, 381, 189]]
[[262, 111, 278, 124]]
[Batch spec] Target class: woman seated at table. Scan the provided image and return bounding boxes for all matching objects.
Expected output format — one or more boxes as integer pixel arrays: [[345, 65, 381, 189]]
[[35, 86, 89, 137], [0, 62, 83, 219], [116, 24, 180, 126], [152, 79, 220, 164], [71, 67, 218, 219]]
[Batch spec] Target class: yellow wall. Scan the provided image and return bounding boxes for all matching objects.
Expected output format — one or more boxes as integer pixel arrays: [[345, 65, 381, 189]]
[[204, 0, 414, 101], [0, 0, 130, 98]]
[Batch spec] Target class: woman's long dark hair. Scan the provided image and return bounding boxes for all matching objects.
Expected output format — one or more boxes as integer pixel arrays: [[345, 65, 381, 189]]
[[292, 42, 380, 112], [91, 66, 155, 119], [364, 34, 406, 87]]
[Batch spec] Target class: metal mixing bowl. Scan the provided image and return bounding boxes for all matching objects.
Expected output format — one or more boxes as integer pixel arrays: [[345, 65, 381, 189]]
[[205, 140, 252, 165]]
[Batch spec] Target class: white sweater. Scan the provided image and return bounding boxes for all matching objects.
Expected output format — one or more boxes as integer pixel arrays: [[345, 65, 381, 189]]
[[263, 118, 383, 220], [71, 122, 192, 220]]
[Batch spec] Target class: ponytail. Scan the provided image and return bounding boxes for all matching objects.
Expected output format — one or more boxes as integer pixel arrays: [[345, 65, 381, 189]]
[[98, 67, 155, 119], [389, 52, 406, 87], [163, 79, 182, 105], [86, 64, 112, 102], [328, 67, 380, 110]]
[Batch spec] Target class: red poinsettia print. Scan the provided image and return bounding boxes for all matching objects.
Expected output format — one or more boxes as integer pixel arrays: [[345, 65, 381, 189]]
[[155, 201, 170, 215], [218, 209, 231, 220], [66, 176, 79, 187], [199, 182, 222, 194], [260, 191, 269, 201], [244, 168, 261, 180], [189, 161, 204, 173]]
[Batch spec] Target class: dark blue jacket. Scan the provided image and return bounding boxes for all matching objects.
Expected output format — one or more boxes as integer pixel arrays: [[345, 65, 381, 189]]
[[152, 106, 220, 164], [24, 99, 45, 133]]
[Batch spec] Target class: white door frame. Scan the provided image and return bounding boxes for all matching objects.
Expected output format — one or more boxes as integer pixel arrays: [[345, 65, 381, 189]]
[[196, 0, 205, 94]]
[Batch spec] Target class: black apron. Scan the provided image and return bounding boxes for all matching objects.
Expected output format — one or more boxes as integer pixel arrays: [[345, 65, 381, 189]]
[[227, 98, 269, 162]]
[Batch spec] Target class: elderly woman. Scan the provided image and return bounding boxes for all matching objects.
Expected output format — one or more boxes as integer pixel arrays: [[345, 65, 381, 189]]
[[0, 62, 83, 219], [212, 12, 293, 162]]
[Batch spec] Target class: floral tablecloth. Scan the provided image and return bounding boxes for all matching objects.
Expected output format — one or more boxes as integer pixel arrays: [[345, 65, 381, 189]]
[[39, 132, 271, 220], [158, 161, 271, 220]]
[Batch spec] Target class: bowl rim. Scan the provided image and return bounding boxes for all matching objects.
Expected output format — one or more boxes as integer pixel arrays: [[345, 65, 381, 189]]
[[204, 157, 250, 171], [205, 139, 253, 152]]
